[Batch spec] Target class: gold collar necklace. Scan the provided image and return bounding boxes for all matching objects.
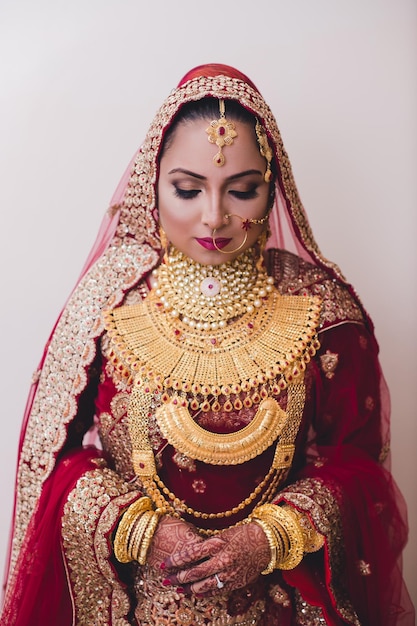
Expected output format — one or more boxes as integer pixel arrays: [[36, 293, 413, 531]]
[[152, 247, 275, 328], [104, 257, 322, 413]]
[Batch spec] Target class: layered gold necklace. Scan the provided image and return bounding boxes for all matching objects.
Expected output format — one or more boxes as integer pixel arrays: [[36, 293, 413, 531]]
[[104, 247, 321, 414], [103, 248, 322, 529]]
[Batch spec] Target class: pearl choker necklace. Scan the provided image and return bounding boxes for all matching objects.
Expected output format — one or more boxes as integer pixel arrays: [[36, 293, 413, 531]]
[[152, 247, 274, 328]]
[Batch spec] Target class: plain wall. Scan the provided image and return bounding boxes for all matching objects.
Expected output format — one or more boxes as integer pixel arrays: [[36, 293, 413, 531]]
[[1, 0, 416, 607]]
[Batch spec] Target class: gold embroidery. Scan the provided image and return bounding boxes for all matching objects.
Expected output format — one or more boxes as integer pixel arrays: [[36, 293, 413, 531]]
[[357, 559, 372, 576], [379, 441, 390, 464], [280, 478, 361, 626], [61, 467, 138, 624], [365, 396, 375, 411], [110, 391, 130, 420], [294, 590, 327, 625], [134, 565, 266, 625], [172, 451, 196, 472], [8, 244, 158, 582], [192, 479, 206, 494], [267, 249, 364, 327], [269, 584, 291, 607], [320, 350, 339, 379]]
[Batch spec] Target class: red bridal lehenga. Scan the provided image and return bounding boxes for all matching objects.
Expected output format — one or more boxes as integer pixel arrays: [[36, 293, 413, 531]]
[[1, 64, 414, 626]]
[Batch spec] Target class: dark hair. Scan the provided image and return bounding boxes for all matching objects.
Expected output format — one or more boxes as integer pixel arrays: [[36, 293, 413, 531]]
[[160, 98, 257, 156], [159, 97, 277, 207]]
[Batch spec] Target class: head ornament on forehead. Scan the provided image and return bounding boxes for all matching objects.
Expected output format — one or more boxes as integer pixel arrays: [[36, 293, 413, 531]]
[[205, 99, 238, 167]]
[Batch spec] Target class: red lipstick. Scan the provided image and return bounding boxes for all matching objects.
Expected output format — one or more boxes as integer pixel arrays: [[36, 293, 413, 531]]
[[196, 237, 231, 250]]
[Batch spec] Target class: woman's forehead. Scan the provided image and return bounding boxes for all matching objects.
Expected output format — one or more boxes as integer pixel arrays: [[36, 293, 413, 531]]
[[160, 118, 264, 176]]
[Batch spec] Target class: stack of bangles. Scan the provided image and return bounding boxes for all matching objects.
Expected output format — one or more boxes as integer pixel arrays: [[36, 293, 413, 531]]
[[113, 498, 324, 573], [247, 503, 325, 574], [113, 496, 164, 565]]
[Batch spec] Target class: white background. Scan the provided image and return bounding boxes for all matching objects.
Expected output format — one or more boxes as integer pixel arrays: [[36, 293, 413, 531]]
[[0, 0, 416, 608]]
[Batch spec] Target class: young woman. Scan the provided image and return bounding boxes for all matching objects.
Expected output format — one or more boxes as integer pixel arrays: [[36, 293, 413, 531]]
[[1, 64, 413, 625]]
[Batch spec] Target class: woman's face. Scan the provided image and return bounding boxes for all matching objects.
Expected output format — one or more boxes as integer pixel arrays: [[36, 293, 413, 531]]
[[157, 117, 270, 265]]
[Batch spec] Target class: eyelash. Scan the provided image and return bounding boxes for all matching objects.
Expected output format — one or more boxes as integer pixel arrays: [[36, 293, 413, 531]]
[[173, 186, 259, 200], [231, 187, 258, 200], [173, 187, 200, 200]]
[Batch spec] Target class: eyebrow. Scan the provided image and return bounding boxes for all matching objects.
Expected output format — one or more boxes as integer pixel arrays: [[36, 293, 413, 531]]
[[167, 168, 263, 181]]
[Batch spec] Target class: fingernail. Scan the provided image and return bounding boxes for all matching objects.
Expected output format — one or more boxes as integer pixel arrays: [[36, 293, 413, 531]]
[[160, 562, 166, 570], [176, 587, 184, 594], [162, 578, 171, 586]]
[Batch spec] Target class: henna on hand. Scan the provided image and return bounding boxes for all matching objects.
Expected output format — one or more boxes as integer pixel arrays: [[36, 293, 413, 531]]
[[146, 515, 203, 569], [164, 521, 271, 595]]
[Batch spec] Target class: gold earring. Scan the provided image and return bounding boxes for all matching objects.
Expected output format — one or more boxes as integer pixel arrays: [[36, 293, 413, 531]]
[[256, 225, 270, 271], [206, 100, 238, 167], [255, 120, 273, 183], [159, 226, 169, 252]]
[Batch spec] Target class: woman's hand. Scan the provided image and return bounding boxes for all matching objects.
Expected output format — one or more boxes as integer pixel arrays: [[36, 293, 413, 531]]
[[162, 521, 271, 595], [146, 515, 204, 569]]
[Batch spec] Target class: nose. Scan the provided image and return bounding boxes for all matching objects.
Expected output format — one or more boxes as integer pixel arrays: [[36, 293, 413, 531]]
[[201, 192, 228, 230]]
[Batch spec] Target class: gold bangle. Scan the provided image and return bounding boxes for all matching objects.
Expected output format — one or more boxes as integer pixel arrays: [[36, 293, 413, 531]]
[[282, 505, 325, 553], [127, 513, 148, 561], [252, 503, 305, 570], [113, 497, 153, 563], [129, 510, 154, 562], [250, 518, 278, 575], [138, 509, 162, 565]]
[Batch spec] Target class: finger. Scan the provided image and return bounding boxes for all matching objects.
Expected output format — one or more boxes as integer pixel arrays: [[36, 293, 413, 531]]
[[165, 535, 222, 570], [164, 543, 206, 570], [184, 572, 228, 596]]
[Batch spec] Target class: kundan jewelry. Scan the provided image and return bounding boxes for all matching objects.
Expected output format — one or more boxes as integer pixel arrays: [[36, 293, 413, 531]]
[[152, 246, 275, 327]]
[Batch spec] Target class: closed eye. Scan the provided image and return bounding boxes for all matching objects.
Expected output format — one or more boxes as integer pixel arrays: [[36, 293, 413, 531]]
[[229, 186, 259, 200], [173, 186, 201, 200]]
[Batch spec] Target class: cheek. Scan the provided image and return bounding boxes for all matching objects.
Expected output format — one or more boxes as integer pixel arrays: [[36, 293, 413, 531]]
[[157, 189, 190, 231]]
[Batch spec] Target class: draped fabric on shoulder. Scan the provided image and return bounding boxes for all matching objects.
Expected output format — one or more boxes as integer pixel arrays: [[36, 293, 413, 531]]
[[1, 64, 413, 625]]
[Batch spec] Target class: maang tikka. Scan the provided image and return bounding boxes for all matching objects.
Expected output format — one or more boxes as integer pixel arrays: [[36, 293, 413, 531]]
[[206, 99, 238, 167]]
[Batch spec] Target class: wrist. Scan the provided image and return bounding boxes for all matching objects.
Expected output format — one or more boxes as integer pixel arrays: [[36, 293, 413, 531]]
[[113, 496, 165, 565]]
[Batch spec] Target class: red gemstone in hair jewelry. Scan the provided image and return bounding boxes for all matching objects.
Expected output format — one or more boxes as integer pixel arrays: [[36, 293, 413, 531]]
[[218, 126, 225, 136]]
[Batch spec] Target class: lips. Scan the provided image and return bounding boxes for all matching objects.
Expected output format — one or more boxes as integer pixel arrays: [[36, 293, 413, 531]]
[[196, 237, 232, 250]]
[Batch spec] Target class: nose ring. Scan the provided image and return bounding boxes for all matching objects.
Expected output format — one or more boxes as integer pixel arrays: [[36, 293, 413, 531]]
[[211, 213, 252, 254], [212, 227, 248, 254]]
